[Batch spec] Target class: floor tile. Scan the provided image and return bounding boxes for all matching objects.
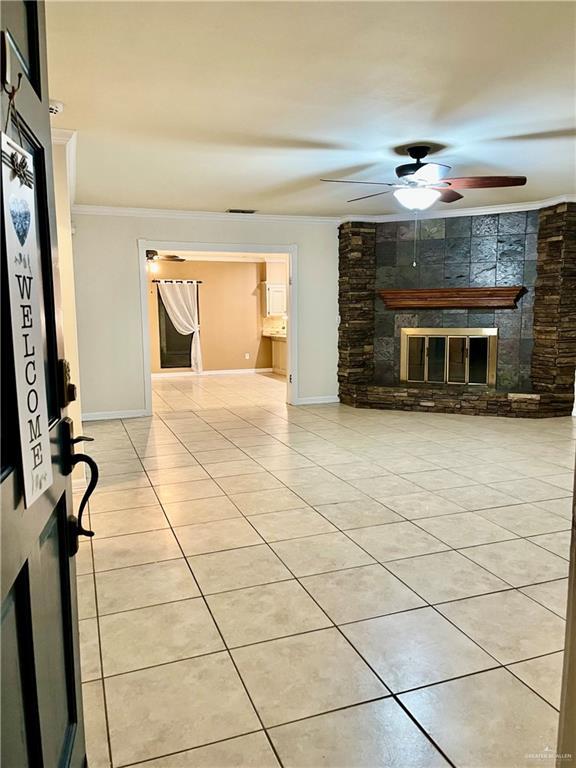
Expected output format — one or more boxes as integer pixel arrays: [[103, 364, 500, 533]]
[[231, 628, 388, 727], [230, 488, 305, 515], [145, 465, 209, 485], [534, 497, 573, 520], [300, 564, 424, 624], [92, 529, 181, 571], [528, 530, 571, 559], [381, 492, 465, 520], [141, 453, 199, 471], [415, 511, 517, 547], [246, 507, 337, 542], [348, 522, 448, 562], [521, 579, 568, 618], [271, 532, 375, 576], [269, 698, 449, 768], [436, 484, 519, 511], [488, 478, 569, 503], [255, 454, 316, 471], [100, 598, 223, 676], [314, 499, 402, 529], [461, 539, 568, 587], [324, 462, 390, 481], [163, 496, 241, 527], [207, 580, 331, 647], [96, 472, 151, 492], [97, 459, 144, 477], [400, 668, 559, 768], [291, 482, 367, 506], [387, 550, 510, 603], [437, 590, 565, 664], [82, 681, 111, 768], [479, 503, 570, 536], [188, 544, 292, 595], [206, 459, 266, 478], [89, 487, 158, 514], [175, 518, 263, 556], [91, 505, 168, 538], [193, 448, 248, 465], [106, 653, 260, 765], [401, 469, 474, 491], [77, 573, 97, 620], [342, 607, 495, 692], [132, 732, 280, 768], [508, 652, 564, 709], [79, 618, 101, 682], [155, 479, 224, 504], [76, 541, 94, 575], [96, 559, 199, 614], [349, 475, 423, 500], [216, 472, 283, 494]]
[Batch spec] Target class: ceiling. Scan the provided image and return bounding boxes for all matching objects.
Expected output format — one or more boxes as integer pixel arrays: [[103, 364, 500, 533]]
[[46, 1, 576, 216]]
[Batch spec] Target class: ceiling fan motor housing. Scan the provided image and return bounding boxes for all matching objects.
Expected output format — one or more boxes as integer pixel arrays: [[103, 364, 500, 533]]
[[396, 145, 432, 179]]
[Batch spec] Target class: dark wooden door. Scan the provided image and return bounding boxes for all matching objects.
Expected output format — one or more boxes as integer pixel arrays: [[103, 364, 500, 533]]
[[1, 1, 87, 766]]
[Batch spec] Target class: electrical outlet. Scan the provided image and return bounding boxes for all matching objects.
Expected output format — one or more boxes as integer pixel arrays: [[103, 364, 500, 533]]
[[244, 353, 250, 360]]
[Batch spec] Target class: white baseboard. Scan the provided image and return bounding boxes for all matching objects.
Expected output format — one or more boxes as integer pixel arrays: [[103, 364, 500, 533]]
[[291, 395, 340, 405], [152, 368, 274, 378], [82, 409, 151, 421]]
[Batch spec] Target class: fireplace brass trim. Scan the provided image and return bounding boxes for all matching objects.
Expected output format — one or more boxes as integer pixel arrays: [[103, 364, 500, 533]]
[[400, 328, 498, 386]]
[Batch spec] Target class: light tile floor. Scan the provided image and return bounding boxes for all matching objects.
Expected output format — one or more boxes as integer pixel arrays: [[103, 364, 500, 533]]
[[77, 373, 574, 768]]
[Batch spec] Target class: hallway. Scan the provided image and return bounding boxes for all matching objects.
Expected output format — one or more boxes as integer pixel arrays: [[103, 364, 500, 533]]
[[78, 374, 573, 767]]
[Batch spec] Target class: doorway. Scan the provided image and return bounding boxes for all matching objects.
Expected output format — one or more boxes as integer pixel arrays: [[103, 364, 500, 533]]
[[138, 241, 296, 412]]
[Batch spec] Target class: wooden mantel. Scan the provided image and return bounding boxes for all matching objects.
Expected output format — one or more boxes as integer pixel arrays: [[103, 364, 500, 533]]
[[378, 286, 526, 310]]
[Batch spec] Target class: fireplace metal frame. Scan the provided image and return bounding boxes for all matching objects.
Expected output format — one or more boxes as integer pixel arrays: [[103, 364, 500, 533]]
[[400, 327, 498, 386]]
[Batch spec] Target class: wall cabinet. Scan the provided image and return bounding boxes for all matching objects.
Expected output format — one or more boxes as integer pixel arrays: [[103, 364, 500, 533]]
[[262, 283, 287, 317]]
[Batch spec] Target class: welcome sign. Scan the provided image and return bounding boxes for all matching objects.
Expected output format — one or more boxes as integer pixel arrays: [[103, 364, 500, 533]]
[[2, 134, 53, 507]]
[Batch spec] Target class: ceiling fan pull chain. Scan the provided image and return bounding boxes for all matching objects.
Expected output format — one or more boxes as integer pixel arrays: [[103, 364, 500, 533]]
[[412, 216, 419, 268]]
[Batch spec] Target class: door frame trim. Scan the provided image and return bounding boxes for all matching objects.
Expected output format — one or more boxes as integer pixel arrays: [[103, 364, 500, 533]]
[[137, 239, 298, 412]]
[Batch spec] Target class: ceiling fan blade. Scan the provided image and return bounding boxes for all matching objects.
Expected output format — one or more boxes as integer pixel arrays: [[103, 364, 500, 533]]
[[442, 176, 527, 189], [439, 189, 464, 203], [347, 190, 391, 202], [321, 178, 396, 187], [412, 163, 452, 184]]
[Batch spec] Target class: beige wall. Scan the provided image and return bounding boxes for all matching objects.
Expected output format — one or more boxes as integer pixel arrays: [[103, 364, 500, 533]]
[[72, 211, 339, 416], [52, 140, 84, 479], [148, 260, 272, 372]]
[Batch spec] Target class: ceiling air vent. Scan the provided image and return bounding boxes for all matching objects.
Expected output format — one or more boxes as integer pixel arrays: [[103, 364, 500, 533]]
[[226, 208, 257, 214]]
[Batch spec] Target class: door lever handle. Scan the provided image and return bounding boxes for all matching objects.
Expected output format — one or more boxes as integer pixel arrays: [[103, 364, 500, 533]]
[[68, 454, 98, 556], [60, 417, 99, 556]]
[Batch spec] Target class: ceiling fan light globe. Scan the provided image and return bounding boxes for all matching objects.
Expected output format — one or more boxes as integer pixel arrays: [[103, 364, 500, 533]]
[[393, 187, 441, 210]]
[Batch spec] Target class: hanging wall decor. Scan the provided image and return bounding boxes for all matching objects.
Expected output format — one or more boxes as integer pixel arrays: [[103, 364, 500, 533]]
[[2, 133, 53, 506]]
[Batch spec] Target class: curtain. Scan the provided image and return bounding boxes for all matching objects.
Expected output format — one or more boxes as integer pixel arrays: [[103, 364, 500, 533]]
[[157, 281, 203, 372]]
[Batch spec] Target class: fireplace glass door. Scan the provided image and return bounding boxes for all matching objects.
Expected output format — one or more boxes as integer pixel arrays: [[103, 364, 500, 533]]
[[401, 328, 497, 386]]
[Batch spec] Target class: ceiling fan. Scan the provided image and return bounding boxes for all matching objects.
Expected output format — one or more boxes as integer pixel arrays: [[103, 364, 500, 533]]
[[146, 249, 186, 273], [321, 145, 527, 210]]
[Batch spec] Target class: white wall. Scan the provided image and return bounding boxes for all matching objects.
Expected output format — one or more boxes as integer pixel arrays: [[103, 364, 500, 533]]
[[71, 210, 339, 416]]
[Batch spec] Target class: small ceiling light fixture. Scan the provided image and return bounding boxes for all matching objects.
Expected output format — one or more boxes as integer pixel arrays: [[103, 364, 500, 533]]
[[146, 249, 160, 273], [393, 187, 441, 211]]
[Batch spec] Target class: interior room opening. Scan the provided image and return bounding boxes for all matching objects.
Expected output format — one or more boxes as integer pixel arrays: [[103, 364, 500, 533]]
[[144, 248, 291, 405]]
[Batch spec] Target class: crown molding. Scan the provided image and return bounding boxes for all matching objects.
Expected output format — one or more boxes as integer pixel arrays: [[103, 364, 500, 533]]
[[71, 194, 576, 226], [338, 194, 576, 224], [71, 204, 339, 225], [51, 128, 76, 145]]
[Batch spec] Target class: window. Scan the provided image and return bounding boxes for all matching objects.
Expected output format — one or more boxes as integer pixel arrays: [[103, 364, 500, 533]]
[[401, 328, 497, 386], [158, 297, 192, 368]]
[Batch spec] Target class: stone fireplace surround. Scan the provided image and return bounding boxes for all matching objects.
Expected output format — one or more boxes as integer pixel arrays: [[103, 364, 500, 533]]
[[338, 202, 575, 417]]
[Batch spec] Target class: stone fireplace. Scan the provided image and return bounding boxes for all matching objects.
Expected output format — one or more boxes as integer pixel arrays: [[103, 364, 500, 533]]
[[338, 202, 575, 417]]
